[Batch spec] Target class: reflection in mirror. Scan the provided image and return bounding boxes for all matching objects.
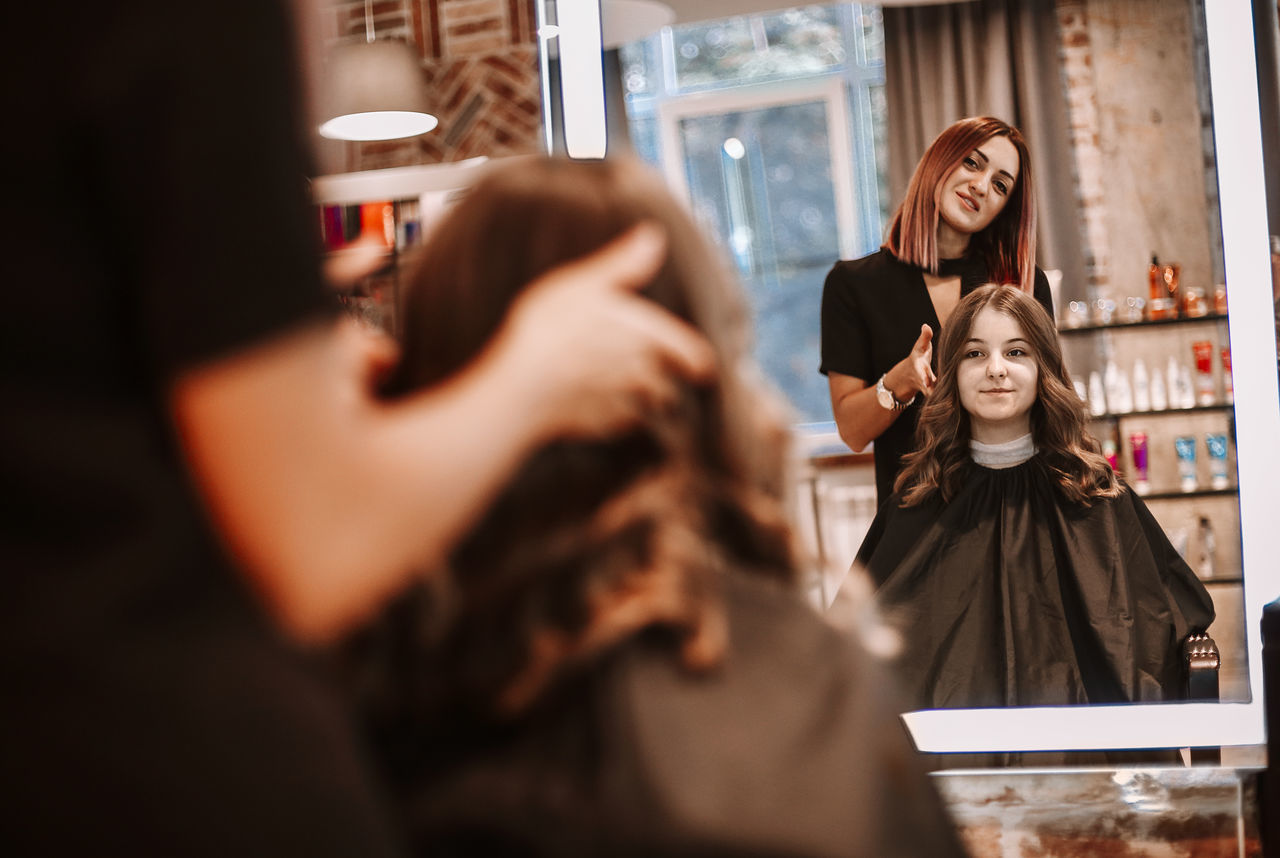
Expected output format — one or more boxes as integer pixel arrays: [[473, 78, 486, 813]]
[[555, 0, 1280, 756]]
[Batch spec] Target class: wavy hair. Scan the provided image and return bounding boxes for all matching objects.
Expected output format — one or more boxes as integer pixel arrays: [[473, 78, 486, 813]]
[[895, 285, 1118, 506], [883, 116, 1037, 292], [357, 156, 800, 720]]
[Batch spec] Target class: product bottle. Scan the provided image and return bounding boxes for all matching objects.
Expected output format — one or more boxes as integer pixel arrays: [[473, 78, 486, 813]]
[[1196, 516, 1216, 580], [1172, 364, 1197, 410], [1213, 283, 1228, 315], [1191, 340, 1216, 405], [1129, 431, 1151, 495], [1206, 432, 1230, 489], [1165, 356, 1181, 408], [1101, 422, 1121, 474], [1174, 435, 1198, 492], [1221, 347, 1234, 404], [1103, 359, 1133, 414], [1149, 366, 1168, 411], [1088, 370, 1108, 416], [1132, 358, 1151, 411], [1147, 254, 1162, 306]]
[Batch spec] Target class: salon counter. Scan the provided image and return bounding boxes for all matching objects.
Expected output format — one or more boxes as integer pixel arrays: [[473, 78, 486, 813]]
[[933, 765, 1264, 857]]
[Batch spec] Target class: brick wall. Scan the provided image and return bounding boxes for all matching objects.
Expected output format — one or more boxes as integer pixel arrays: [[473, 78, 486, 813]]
[[1056, 0, 1110, 299], [1053, 0, 1218, 305], [319, 0, 543, 170]]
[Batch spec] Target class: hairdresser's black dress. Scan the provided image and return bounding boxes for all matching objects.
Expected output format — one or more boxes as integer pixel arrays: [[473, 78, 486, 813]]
[[856, 454, 1215, 712]]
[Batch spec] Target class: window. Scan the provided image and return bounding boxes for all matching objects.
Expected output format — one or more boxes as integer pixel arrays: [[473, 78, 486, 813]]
[[620, 3, 887, 429]]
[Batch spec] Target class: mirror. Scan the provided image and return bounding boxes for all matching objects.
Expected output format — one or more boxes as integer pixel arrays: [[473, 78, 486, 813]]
[[543, 0, 1280, 754]]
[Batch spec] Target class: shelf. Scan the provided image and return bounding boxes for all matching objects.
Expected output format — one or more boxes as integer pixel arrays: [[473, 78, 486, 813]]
[[1136, 487, 1237, 501], [1201, 576, 1244, 586], [1087, 403, 1234, 420], [1058, 312, 1227, 335]]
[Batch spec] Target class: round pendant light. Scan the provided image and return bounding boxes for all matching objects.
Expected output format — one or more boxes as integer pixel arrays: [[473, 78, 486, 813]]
[[318, 1, 438, 141]]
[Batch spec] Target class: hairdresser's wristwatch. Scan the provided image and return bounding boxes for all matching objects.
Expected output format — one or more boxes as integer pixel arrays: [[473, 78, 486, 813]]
[[875, 374, 916, 412]]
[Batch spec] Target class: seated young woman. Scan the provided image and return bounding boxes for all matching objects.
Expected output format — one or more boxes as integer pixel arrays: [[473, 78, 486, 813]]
[[855, 284, 1215, 714], [337, 156, 967, 858]]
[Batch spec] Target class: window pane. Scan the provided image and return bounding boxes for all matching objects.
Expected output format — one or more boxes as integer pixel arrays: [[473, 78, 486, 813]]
[[618, 37, 661, 99], [671, 6, 845, 92], [626, 115, 662, 167], [678, 102, 838, 424], [855, 4, 884, 67]]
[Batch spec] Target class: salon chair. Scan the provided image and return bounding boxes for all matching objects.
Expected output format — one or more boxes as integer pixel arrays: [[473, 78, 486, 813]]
[[1260, 600, 1279, 857], [1183, 632, 1221, 702], [1183, 631, 1221, 764]]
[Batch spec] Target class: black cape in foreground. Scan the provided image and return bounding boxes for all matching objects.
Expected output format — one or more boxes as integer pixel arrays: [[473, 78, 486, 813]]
[[857, 456, 1216, 712], [351, 575, 967, 858]]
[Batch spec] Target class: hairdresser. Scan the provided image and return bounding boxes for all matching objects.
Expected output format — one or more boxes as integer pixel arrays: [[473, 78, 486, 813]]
[[0, 1, 713, 853], [820, 116, 1054, 505]]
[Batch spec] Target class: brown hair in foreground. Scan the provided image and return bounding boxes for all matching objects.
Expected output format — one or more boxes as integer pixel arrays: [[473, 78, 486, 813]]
[[377, 155, 799, 715], [894, 284, 1119, 506]]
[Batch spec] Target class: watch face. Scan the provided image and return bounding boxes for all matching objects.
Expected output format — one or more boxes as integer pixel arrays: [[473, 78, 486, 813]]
[[877, 383, 895, 409]]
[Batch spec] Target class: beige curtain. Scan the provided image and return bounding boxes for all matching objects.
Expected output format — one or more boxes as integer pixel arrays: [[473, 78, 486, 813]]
[[882, 0, 1085, 297]]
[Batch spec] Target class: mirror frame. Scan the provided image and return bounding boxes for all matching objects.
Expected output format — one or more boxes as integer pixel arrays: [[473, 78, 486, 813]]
[[548, 0, 1279, 753]]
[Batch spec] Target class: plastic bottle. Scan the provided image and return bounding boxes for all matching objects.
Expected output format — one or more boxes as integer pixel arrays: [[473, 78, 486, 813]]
[[1150, 366, 1168, 411], [1197, 516, 1216, 580], [1088, 371, 1108, 416], [1221, 347, 1234, 404], [1178, 365, 1197, 409], [1148, 254, 1162, 305], [1132, 358, 1151, 411], [1165, 356, 1181, 408], [1191, 340, 1216, 405], [1103, 359, 1133, 414], [1130, 431, 1151, 495]]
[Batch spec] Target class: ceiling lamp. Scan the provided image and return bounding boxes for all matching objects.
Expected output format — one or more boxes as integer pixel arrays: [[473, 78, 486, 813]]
[[319, 0, 438, 141]]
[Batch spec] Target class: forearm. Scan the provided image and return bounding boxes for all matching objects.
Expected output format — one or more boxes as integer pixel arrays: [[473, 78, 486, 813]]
[[173, 321, 553, 643], [832, 384, 898, 452]]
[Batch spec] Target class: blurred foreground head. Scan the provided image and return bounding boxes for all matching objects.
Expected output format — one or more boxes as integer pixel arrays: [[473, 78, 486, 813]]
[[381, 156, 798, 714]]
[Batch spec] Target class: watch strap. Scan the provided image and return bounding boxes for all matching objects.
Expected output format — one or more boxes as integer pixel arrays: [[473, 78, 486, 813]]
[[877, 374, 916, 411]]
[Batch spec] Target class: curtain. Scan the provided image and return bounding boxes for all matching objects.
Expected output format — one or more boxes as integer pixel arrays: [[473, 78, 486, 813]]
[[1254, 0, 1280, 234], [882, 0, 1085, 299]]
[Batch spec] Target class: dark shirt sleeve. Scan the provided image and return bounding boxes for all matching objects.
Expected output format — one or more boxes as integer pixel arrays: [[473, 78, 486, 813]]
[[819, 261, 875, 382], [92, 0, 334, 379]]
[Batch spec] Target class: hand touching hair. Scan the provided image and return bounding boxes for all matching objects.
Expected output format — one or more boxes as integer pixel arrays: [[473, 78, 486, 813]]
[[365, 156, 799, 718]]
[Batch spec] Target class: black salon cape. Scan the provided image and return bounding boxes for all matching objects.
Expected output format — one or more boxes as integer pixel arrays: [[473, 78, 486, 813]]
[[357, 574, 967, 858], [856, 456, 1215, 712]]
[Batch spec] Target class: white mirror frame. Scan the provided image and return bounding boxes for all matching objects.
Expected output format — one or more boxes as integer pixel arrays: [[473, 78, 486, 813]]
[[552, 0, 1280, 754]]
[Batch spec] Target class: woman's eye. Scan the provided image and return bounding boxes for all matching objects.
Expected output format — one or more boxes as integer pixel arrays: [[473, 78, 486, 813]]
[[965, 349, 984, 359], [994, 180, 1009, 195], [963, 157, 979, 169], [1007, 348, 1028, 357]]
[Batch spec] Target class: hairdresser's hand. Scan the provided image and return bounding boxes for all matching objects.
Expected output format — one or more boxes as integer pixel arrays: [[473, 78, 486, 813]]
[[886, 324, 936, 400], [333, 315, 401, 399], [494, 223, 717, 441]]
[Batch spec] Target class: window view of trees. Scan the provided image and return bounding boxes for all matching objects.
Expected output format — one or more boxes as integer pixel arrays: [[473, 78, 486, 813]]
[[619, 4, 887, 427]]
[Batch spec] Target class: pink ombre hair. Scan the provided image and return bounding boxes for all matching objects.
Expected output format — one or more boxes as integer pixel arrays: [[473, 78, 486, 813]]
[[883, 116, 1037, 293]]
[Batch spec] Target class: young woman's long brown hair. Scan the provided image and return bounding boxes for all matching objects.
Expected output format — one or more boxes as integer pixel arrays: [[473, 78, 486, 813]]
[[883, 116, 1037, 292], [894, 285, 1118, 507], [361, 156, 799, 718]]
